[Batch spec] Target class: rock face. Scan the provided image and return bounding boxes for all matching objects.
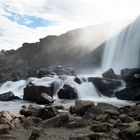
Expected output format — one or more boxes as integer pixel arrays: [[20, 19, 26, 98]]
[[23, 84, 53, 102], [57, 84, 78, 99], [88, 77, 122, 97]]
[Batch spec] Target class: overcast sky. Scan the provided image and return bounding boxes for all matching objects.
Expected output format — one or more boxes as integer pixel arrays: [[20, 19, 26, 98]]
[[0, 0, 140, 50]]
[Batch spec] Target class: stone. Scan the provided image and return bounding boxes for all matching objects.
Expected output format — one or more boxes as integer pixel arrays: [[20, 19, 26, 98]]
[[121, 68, 140, 83], [74, 77, 82, 84], [20, 105, 43, 117], [118, 121, 140, 140], [22, 117, 43, 129], [69, 100, 95, 116], [0, 91, 15, 101], [41, 113, 70, 128], [0, 124, 11, 135], [102, 68, 119, 79], [113, 119, 122, 128], [0, 111, 14, 123], [88, 77, 122, 97], [58, 84, 78, 99], [119, 114, 135, 123], [115, 86, 140, 101], [91, 123, 112, 132], [23, 85, 53, 101], [36, 93, 54, 105]]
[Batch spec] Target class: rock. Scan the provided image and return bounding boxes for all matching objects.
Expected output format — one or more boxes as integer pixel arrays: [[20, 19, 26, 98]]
[[69, 100, 95, 115], [41, 113, 70, 128], [119, 114, 135, 123], [91, 123, 112, 132], [58, 84, 78, 99], [113, 119, 122, 128], [39, 106, 59, 120], [121, 68, 140, 83], [0, 111, 14, 123], [88, 77, 122, 97], [95, 114, 109, 122], [0, 124, 11, 135], [74, 77, 82, 84], [23, 85, 53, 101], [102, 68, 119, 79], [115, 86, 140, 101], [22, 117, 43, 129], [0, 91, 15, 101], [36, 93, 54, 105], [105, 109, 120, 116], [118, 121, 140, 140], [20, 105, 58, 120], [29, 128, 45, 140], [20, 105, 43, 117], [69, 133, 115, 140]]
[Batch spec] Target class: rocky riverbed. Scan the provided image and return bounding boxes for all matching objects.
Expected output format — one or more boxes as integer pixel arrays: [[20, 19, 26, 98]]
[[0, 100, 140, 140]]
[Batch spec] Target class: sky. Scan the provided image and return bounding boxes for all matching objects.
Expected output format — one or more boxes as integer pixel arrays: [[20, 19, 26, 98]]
[[0, 0, 140, 50]]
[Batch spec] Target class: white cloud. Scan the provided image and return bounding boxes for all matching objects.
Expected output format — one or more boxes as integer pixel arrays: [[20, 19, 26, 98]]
[[0, 0, 140, 50]]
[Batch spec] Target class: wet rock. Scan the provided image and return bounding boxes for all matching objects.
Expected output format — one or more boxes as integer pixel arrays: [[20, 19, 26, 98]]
[[102, 68, 119, 79], [0, 91, 15, 101], [91, 123, 112, 132], [69, 100, 95, 116], [58, 84, 78, 99], [115, 86, 140, 101], [36, 93, 54, 105], [23, 85, 53, 101], [88, 77, 122, 97], [121, 68, 140, 83], [74, 77, 82, 84], [95, 114, 109, 122], [41, 113, 70, 128]]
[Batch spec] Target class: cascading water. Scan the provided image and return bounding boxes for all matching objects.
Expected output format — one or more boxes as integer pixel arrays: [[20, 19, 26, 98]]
[[102, 17, 140, 73]]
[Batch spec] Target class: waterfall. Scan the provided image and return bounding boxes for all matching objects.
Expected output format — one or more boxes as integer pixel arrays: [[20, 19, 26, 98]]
[[102, 17, 140, 73]]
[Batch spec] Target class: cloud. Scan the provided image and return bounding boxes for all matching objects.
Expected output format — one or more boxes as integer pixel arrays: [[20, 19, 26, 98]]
[[0, 0, 140, 50]]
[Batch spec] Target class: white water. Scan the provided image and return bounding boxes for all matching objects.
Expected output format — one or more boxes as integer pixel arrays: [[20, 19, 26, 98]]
[[102, 17, 140, 73]]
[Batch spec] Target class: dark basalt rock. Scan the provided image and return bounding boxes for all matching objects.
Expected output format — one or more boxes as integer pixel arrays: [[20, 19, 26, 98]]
[[23, 85, 53, 101], [57, 84, 78, 99], [121, 68, 140, 83], [0, 91, 15, 101], [88, 77, 122, 97], [36, 93, 54, 105], [102, 68, 119, 79], [115, 86, 140, 101]]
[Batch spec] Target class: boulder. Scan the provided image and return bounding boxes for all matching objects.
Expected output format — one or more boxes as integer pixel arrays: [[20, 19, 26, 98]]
[[74, 77, 82, 84], [88, 77, 122, 97], [22, 117, 43, 129], [118, 121, 140, 140], [57, 84, 78, 99], [36, 93, 54, 105], [23, 85, 53, 101], [119, 114, 135, 123], [102, 68, 119, 79], [91, 123, 112, 132], [0, 91, 15, 101], [20, 105, 43, 117], [121, 68, 140, 83], [41, 113, 70, 128], [115, 86, 140, 101], [69, 100, 95, 115]]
